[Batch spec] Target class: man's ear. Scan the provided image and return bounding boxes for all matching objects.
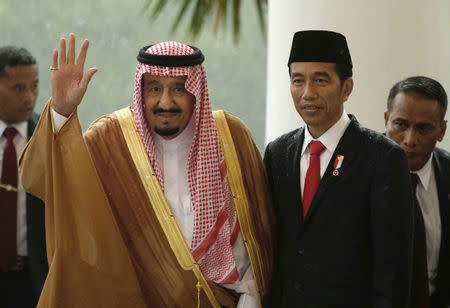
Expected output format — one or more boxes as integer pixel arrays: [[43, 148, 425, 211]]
[[438, 120, 447, 142], [342, 78, 353, 102], [384, 111, 389, 127]]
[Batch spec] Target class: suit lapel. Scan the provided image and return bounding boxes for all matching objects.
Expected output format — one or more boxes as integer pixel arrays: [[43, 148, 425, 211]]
[[287, 128, 305, 225], [303, 117, 362, 223], [432, 150, 450, 275], [290, 128, 305, 177], [433, 150, 450, 210]]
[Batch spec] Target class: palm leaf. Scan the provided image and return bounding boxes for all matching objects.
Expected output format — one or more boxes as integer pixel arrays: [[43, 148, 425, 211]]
[[189, 0, 210, 39], [146, 0, 168, 20], [144, 0, 267, 43], [254, 0, 267, 37], [171, 0, 192, 33], [213, 0, 226, 33], [231, 0, 241, 43]]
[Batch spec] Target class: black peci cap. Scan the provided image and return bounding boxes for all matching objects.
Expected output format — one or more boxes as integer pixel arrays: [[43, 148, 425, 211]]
[[288, 30, 352, 68]]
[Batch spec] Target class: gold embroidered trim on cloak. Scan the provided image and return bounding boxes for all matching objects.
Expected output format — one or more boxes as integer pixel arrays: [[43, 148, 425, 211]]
[[114, 107, 220, 308], [213, 110, 264, 307]]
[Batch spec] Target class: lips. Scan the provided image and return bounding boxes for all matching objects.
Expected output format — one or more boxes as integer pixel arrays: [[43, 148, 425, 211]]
[[155, 111, 177, 115], [301, 104, 323, 111], [154, 108, 181, 115]]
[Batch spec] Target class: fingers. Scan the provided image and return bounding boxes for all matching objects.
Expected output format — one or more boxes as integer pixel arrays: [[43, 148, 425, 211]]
[[57, 34, 90, 69], [76, 39, 90, 68], [67, 33, 76, 64], [51, 50, 58, 69], [81, 67, 98, 90], [59, 37, 66, 66]]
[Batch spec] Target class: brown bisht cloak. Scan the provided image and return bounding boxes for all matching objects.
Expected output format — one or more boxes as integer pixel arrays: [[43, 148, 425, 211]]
[[19, 100, 273, 308]]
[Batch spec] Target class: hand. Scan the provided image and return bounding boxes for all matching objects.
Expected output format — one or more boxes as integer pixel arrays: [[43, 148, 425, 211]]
[[51, 33, 98, 117]]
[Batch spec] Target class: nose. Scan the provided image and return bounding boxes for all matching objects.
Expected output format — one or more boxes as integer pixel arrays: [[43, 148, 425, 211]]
[[403, 127, 418, 148], [302, 81, 317, 100], [159, 88, 173, 109], [22, 88, 35, 106]]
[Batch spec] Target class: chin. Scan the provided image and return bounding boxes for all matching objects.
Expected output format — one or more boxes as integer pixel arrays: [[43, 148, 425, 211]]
[[409, 160, 425, 171], [155, 126, 180, 137]]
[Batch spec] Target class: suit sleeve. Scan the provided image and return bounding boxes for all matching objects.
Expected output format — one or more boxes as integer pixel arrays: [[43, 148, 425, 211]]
[[370, 146, 414, 308]]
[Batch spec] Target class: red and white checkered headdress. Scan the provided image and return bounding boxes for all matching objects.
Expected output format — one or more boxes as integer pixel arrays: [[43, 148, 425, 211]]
[[130, 42, 239, 284]]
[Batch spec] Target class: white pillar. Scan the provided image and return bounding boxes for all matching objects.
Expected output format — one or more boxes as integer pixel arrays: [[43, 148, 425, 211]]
[[265, 0, 450, 151]]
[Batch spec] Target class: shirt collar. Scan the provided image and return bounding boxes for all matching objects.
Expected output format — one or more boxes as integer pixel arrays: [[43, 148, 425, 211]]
[[411, 153, 433, 190], [0, 119, 28, 139], [302, 111, 351, 155]]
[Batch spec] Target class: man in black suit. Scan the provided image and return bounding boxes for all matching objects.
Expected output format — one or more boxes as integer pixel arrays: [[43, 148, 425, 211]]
[[0, 46, 48, 307], [263, 30, 414, 308], [385, 76, 449, 308]]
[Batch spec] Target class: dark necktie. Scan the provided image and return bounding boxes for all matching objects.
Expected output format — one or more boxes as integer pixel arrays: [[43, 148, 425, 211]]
[[303, 141, 325, 218], [410, 173, 430, 308], [0, 126, 18, 270]]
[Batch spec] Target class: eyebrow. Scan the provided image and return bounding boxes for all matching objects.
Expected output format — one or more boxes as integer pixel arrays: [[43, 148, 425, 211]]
[[392, 118, 435, 127], [145, 80, 161, 85], [392, 117, 408, 122], [290, 71, 331, 78], [144, 80, 186, 88], [313, 72, 331, 78]]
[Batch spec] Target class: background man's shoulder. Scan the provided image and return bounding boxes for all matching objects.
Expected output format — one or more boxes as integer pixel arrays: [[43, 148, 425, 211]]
[[434, 147, 450, 161], [30, 112, 41, 123], [433, 147, 450, 170], [357, 124, 405, 154]]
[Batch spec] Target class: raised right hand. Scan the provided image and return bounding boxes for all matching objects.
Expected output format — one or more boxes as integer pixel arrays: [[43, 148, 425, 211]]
[[51, 33, 98, 117]]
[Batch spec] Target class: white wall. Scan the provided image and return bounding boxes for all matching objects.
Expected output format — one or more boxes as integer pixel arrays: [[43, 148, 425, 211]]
[[265, 0, 450, 152]]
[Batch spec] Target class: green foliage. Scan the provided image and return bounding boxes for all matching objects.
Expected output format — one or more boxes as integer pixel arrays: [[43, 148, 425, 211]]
[[144, 0, 267, 44]]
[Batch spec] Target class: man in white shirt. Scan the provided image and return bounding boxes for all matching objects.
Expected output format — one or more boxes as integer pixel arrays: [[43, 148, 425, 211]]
[[263, 30, 414, 308], [385, 76, 450, 308], [0, 46, 47, 308], [20, 34, 273, 307]]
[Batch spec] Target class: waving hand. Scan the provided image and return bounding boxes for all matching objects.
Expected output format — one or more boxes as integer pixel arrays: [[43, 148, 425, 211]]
[[51, 33, 98, 116]]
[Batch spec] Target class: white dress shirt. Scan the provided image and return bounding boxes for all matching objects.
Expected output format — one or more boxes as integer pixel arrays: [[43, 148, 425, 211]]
[[0, 119, 28, 256], [412, 154, 441, 295], [52, 108, 258, 307], [300, 111, 351, 196]]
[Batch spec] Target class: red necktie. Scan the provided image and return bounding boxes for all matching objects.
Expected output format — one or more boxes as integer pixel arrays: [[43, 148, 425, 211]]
[[0, 126, 18, 270], [410, 173, 430, 308], [303, 141, 325, 218]]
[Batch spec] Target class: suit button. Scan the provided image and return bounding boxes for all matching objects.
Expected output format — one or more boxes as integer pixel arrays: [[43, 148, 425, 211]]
[[294, 281, 302, 291], [298, 248, 304, 255]]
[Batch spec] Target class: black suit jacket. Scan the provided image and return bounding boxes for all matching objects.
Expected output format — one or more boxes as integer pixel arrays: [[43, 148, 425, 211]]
[[263, 116, 414, 308], [430, 147, 450, 308], [25, 112, 48, 302]]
